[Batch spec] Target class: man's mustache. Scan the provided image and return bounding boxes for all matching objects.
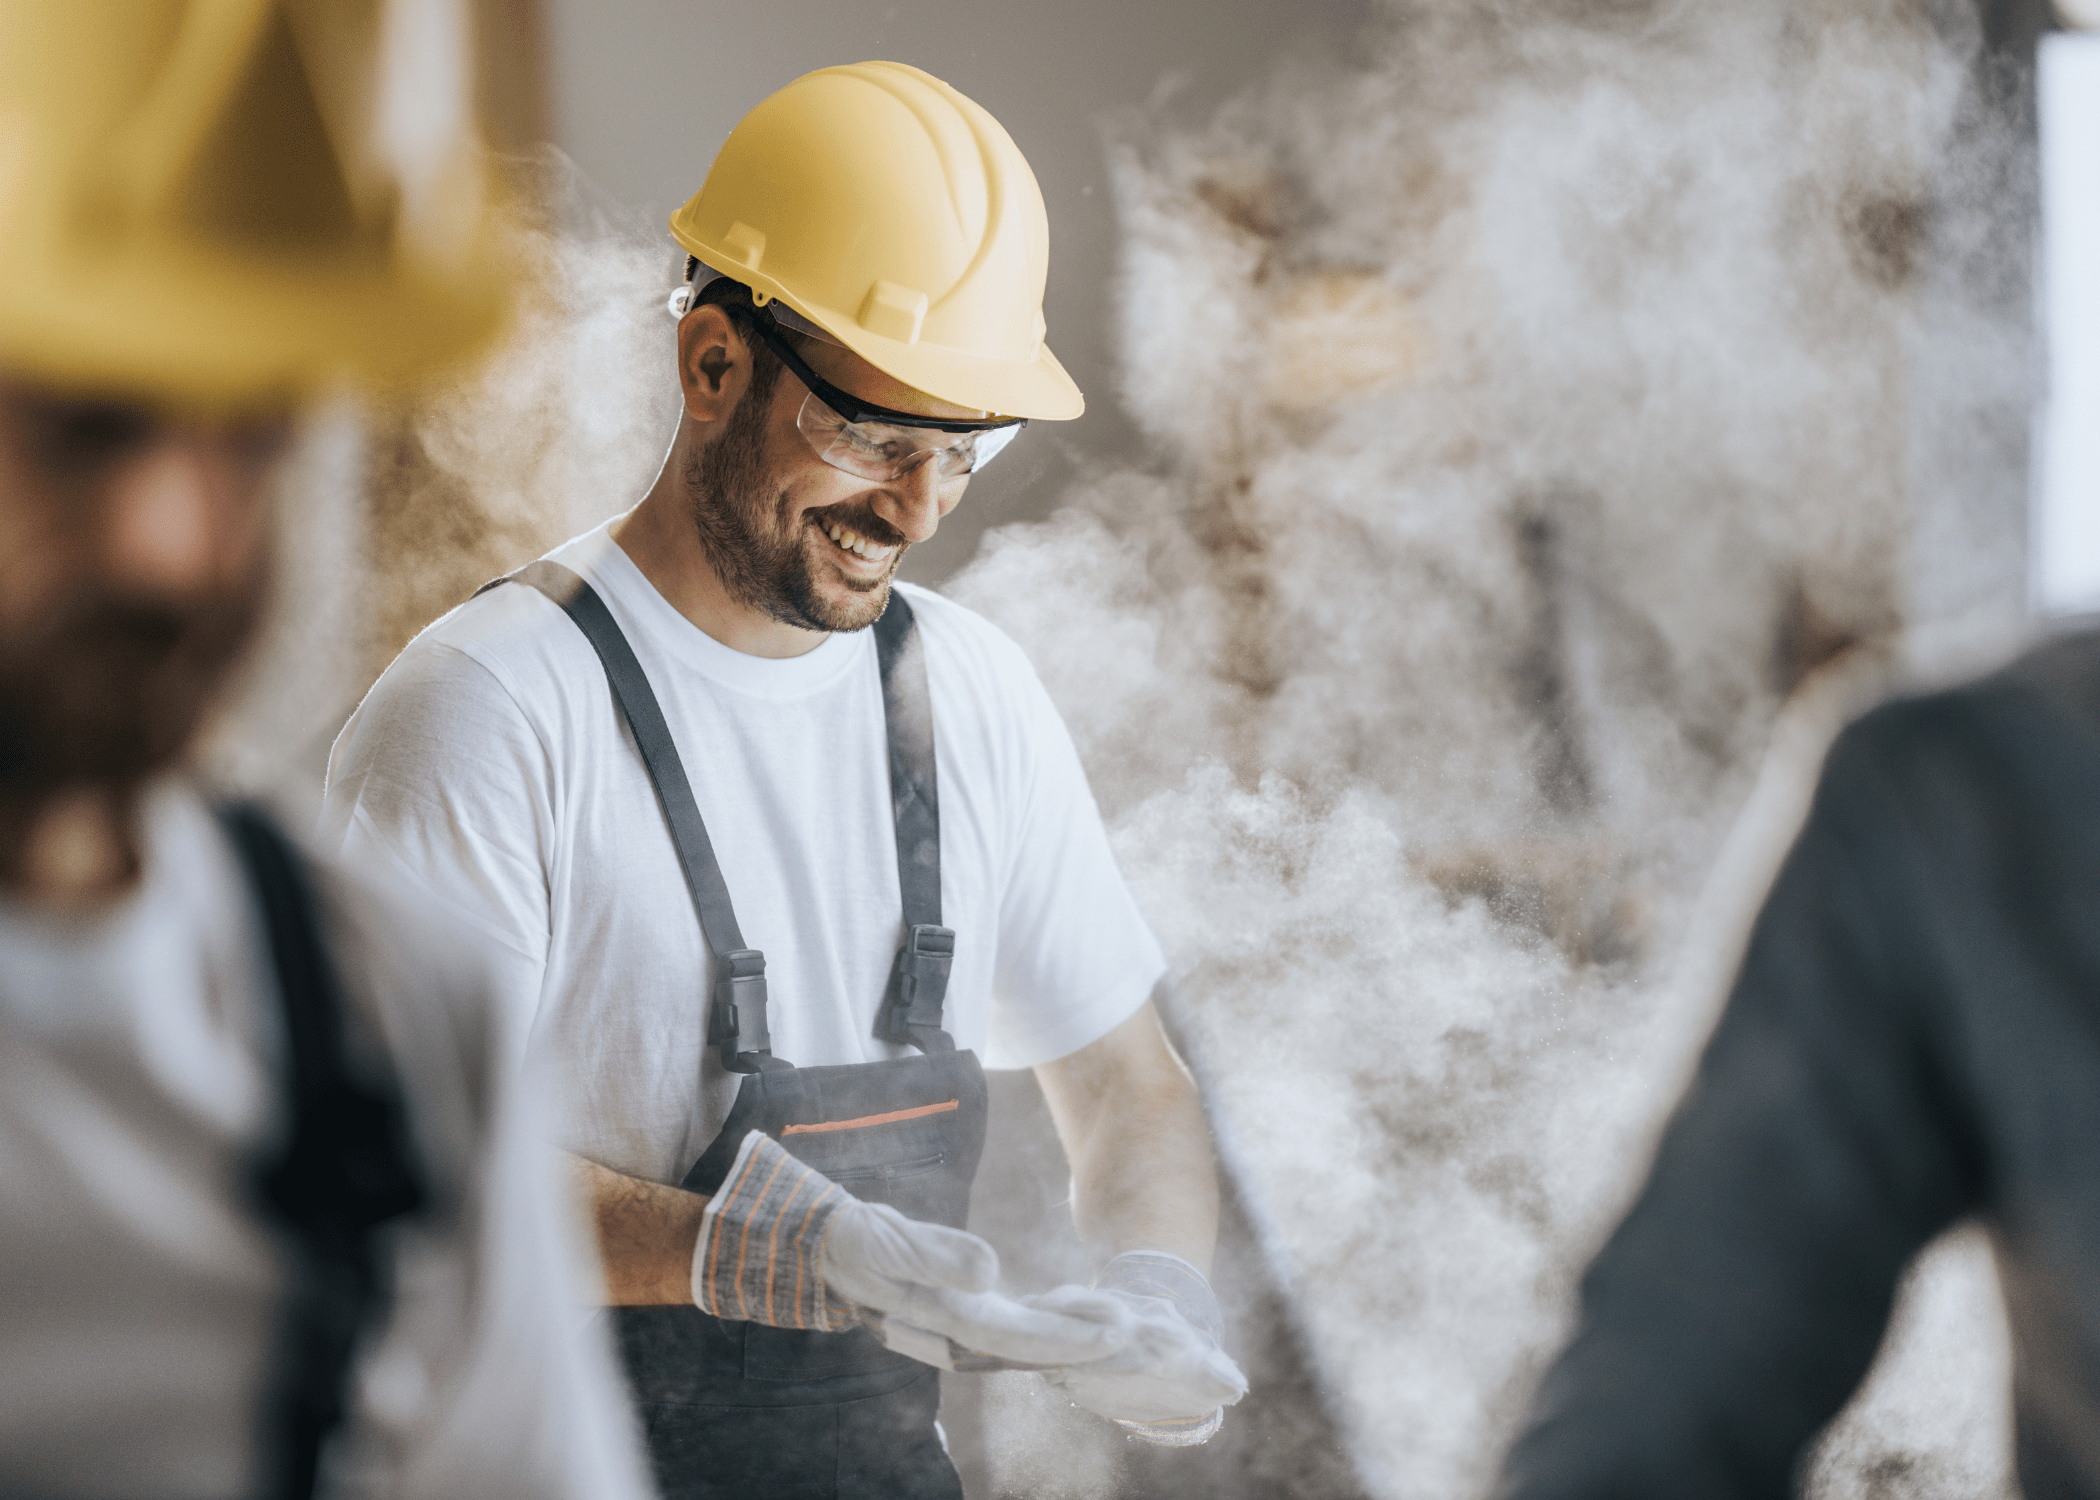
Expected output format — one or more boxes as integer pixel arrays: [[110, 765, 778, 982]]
[[806, 501, 909, 550]]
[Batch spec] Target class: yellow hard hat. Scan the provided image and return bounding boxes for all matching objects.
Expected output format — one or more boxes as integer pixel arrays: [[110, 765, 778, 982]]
[[669, 61, 1083, 422], [0, 0, 506, 409]]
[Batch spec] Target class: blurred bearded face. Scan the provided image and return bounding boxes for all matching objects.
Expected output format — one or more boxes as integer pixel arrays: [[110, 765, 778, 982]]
[[0, 383, 286, 800]]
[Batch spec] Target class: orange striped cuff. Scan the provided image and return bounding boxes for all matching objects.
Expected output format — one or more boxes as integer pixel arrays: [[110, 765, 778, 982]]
[[690, 1131, 848, 1332]]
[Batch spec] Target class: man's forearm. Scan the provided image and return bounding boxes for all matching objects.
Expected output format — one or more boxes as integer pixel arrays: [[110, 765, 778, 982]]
[[1036, 999, 1220, 1273], [563, 1151, 709, 1305]]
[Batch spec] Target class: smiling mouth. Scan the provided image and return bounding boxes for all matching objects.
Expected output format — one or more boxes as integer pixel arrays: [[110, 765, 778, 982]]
[[818, 517, 900, 565]]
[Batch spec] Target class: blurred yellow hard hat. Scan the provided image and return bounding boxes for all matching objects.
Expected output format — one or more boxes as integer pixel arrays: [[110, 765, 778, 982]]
[[669, 61, 1083, 422], [0, 0, 507, 409]]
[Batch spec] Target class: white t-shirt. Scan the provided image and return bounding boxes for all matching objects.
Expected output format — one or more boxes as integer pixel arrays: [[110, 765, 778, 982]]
[[322, 519, 1165, 1186], [0, 780, 651, 1500]]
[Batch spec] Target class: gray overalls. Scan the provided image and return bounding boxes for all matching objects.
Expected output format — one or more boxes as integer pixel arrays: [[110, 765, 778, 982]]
[[492, 562, 987, 1500]]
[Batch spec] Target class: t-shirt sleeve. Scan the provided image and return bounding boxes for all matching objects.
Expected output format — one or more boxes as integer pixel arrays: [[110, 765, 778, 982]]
[[1495, 710, 1987, 1500], [320, 639, 555, 1065], [982, 645, 1169, 1070]]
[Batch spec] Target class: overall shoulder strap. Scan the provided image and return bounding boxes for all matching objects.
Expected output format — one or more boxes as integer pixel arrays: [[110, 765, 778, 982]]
[[483, 560, 783, 1072], [871, 590, 957, 1054], [219, 801, 424, 1500], [483, 565, 954, 1057]]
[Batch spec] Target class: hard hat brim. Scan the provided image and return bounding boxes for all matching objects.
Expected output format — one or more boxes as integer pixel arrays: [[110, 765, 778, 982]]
[[793, 296, 1085, 423], [0, 239, 507, 410], [694, 264, 1084, 422]]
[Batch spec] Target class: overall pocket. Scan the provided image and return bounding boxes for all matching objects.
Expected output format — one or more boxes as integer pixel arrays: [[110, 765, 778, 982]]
[[806, 1150, 951, 1219]]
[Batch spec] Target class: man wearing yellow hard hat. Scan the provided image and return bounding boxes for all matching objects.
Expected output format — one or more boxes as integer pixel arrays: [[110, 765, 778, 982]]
[[327, 60, 1245, 1496], [0, 4, 650, 1497]]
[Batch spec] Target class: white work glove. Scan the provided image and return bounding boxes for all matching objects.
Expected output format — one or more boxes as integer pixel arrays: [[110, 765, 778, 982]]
[[1025, 1251, 1248, 1445], [690, 1130, 1123, 1371]]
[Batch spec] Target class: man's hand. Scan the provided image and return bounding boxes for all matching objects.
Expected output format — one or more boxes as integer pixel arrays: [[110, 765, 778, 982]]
[[1027, 1251, 1247, 1444], [822, 1193, 1129, 1368], [692, 1130, 1123, 1370]]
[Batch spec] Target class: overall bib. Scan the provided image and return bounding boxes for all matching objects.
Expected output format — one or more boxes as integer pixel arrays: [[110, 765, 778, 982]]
[[496, 562, 986, 1500]]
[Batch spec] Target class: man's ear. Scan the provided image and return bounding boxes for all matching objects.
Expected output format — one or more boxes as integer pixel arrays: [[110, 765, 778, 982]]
[[676, 304, 751, 425]]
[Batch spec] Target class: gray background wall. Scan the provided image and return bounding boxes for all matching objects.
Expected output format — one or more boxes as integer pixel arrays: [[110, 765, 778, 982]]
[[542, 0, 1370, 581]]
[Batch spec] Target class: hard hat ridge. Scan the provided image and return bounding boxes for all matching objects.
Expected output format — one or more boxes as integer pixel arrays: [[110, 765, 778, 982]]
[[668, 61, 1082, 422], [0, 0, 505, 408], [112, 5, 371, 254]]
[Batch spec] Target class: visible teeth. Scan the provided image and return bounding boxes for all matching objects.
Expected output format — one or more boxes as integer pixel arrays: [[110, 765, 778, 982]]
[[825, 521, 888, 560]]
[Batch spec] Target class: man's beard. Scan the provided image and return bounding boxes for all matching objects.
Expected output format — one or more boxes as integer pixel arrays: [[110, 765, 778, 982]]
[[0, 572, 265, 798], [685, 386, 903, 635]]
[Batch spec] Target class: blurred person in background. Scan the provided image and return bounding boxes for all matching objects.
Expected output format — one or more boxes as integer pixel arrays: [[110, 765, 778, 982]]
[[324, 61, 1243, 1499], [0, 3, 653, 1497], [1496, 16, 2100, 1483], [1497, 633, 2100, 1500]]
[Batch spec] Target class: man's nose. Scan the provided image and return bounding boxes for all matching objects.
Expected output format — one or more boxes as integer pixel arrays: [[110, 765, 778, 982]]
[[871, 457, 947, 545], [101, 430, 257, 593]]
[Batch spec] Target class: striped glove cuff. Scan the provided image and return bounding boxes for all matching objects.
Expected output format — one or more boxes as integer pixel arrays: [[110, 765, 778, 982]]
[[690, 1130, 857, 1331]]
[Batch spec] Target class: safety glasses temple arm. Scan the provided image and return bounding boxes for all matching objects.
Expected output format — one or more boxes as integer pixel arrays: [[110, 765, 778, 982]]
[[726, 303, 1027, 435]]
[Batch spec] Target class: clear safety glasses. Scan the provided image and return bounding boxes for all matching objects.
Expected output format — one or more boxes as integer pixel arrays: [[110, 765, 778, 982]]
[[728, 304, 1027, 484]]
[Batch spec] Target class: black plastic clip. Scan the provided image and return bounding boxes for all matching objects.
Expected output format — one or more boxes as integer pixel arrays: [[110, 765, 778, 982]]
[[877, 924, 956, 1051], [709, 948, 775, 1073]]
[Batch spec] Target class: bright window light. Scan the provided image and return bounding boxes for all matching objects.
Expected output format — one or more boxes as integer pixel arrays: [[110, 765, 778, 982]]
[[2034, 33, 2100, 617]]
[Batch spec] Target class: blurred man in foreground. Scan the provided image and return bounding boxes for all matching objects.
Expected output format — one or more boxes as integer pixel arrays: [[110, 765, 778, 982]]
[[0, 4, 650, 1497]]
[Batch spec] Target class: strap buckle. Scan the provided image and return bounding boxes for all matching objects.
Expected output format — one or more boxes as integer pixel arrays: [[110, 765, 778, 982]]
[[877, 924, 955, 1051], [709, 948, 775, 1073]]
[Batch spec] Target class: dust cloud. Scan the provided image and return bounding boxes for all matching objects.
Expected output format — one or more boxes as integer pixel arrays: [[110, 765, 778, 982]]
[[937, 1, 2033, 1495], [363, 152, 679, 687], [205, 152, 679, 817]]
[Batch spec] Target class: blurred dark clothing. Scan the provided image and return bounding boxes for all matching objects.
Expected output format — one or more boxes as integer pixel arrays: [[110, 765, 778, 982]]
[[1500, 629, 2100, 1500]]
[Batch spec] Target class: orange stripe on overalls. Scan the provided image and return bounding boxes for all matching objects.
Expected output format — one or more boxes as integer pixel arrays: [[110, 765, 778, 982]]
[[781, 1098, 961, 1135]]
